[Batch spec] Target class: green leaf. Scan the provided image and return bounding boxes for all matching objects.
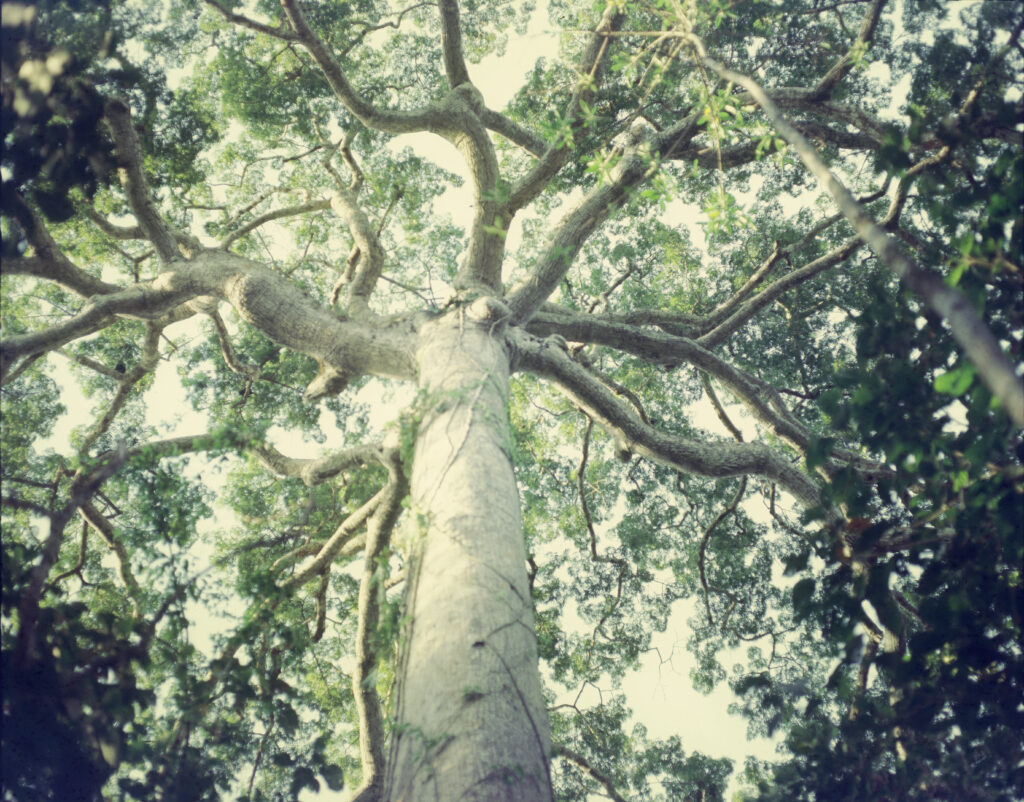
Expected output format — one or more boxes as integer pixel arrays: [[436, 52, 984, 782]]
[[934, 363, 975, 396], [320, 763, 345, 791], [806, 437, 836, 470], [792, 578, 816, 619], [290, 766, 319, 797], [277, 704, 300, 735], [782, 548, 811, 576]]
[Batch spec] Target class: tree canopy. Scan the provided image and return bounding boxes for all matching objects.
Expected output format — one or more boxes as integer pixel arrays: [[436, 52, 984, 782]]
[[2, 0, 1022, 800]]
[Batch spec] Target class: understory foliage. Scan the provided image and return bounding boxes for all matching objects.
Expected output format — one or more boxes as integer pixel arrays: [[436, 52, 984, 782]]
[[2, 0, 1022, 800]]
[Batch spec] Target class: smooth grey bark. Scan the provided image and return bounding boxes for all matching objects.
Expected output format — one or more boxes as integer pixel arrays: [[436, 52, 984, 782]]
[[386, 314, 552, 802]]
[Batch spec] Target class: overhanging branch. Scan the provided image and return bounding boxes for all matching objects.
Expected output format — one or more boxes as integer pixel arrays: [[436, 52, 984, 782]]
[[693, 41, 1024, 427], [512, 331, 824, 510], [203, 0, 299, 41], [220, 198, 332, 249], [0, 281, 191, 384], [5, 196, 121, 298], [525, 308, 887, 477]]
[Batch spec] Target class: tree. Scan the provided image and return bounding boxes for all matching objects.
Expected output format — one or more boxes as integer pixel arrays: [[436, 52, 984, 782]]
[[2, 0, 1021, 800]]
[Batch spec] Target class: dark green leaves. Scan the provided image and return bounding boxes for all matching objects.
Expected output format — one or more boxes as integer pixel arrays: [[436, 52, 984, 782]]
[[804, 436, 834, 471], [791, 578, 815, 620]]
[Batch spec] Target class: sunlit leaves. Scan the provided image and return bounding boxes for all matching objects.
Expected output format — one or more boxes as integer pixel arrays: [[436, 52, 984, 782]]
[[933, 361, 975, 397]]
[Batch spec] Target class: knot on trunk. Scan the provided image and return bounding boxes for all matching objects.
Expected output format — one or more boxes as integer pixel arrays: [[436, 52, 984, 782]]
[[303, 358, 349, 402]]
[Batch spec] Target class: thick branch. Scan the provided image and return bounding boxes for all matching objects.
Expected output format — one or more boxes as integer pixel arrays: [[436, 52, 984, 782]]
[[512, 331, 823, 509], [438, 0, 470, 87], [439, 86, 505, 291], [121, 433, 223, 463], [4, 249, 418, 390], [506, 107, 704, 323], [254, 442, 386, 487], [506, 150, 651, 323], [202, 251, 417, 383], [105, 100, 179, 262], [329, 189, 387, 315], [279, 3, 498, 291]]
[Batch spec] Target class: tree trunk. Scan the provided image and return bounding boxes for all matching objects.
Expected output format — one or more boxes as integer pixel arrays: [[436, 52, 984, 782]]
[[385, 314, 553, 801]]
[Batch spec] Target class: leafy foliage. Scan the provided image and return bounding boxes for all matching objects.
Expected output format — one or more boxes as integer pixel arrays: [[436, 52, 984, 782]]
[[1, 0, 1021, 800]]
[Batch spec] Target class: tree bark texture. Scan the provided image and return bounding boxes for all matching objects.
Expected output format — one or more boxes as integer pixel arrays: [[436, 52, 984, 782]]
[[385, 314, 552, 802]]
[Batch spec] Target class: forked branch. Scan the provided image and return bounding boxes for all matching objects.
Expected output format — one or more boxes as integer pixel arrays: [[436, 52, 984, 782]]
[[0, 281, 191, 383], [79, 323, 165, 456], [505, 2, 625, 212], [253, 442, 386, 487], [203, 0, 299, 41], [279, 0, 435, 134], [5, 196, 121, 297]]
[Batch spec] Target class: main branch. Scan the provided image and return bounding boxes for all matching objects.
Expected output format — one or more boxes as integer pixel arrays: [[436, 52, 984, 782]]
[[512, 331, 824, 510]]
